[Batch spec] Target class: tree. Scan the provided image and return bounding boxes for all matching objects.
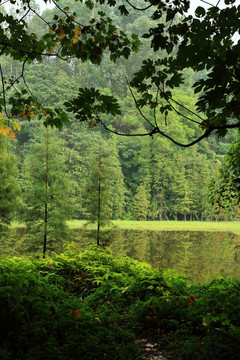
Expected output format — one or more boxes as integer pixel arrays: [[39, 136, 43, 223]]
[[0, 0, 240, 147], [133, 182, 150, 220], [21, 126, 73, 256], [0, 136, 20, 230], [83, 134, 124, 244], [210, 133, 240, 218]]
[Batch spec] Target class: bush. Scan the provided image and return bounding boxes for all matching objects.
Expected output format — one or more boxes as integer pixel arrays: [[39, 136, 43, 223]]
[[1, 246, 240, 359]]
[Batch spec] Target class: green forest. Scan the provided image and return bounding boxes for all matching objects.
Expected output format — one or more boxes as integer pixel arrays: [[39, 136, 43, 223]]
[[1, 0, 240, 359]]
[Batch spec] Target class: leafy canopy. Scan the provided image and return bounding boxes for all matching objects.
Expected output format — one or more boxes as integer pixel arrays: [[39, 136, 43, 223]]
[[1, 0, 240, 146]]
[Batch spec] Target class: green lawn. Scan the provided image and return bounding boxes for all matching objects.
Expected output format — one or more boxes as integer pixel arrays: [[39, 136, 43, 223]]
[[67, 220, 240, 235]]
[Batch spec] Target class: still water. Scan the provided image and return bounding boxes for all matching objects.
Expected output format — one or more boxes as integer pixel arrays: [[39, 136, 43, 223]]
[[71, 229, 240, 283], [1, 228, 240, 283]]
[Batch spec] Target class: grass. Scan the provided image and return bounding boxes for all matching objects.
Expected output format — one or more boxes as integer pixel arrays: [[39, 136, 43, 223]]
[[67, 220, 240, 235]]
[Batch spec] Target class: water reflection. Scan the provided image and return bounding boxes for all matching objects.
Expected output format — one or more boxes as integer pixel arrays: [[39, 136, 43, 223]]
[[1, 228, 240, 283], [71, 229, 240, 283]]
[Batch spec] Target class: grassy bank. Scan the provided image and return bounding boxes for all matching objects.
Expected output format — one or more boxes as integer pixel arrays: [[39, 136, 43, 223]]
[[67, 220, 240, 235]]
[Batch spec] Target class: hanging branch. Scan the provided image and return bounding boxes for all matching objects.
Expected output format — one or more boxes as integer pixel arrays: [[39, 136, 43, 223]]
[[51, 0, 87, 27], [158, 86, 202, 125], [126, 77, 155, 129], [124, 0, 159, 11], [0, 56, 29, 96]]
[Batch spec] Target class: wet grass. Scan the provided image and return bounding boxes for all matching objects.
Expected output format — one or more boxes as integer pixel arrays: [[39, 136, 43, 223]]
[[67, 220, 240, 235]]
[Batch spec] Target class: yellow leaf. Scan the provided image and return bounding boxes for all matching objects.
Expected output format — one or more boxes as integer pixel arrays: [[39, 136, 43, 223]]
[[33, 103, 38, 109], [12, 122, 21, 131], [49, 47, 54, 54], [0, 126, 10, 136], [30, 111, 34, 118], [9, 131, 16, 139], [92, 37, 96, 42], [49, 28, 54, 34], [94, 317, 102, 324], [44, 111, 47, 116], [58, 33, 66, 40], [74, 26, 81, 36], [72, 37, 79, 44], [63, 7, 69, 11]]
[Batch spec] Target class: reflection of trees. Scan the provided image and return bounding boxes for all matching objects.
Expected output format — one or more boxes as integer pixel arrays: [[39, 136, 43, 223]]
[[2, 228, 240, 283], [109, 230, 240, 283]]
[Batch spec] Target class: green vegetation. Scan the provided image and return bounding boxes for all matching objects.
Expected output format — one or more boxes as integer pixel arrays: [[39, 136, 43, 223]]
[[67, 220, 240, 235], [1, 247, 240, 360], [1, 0, 240, 147], [1, 2, 240, 359]]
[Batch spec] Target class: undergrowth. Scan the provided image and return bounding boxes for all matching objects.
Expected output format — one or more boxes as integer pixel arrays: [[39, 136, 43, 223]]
[[1, 245, 240, 359]]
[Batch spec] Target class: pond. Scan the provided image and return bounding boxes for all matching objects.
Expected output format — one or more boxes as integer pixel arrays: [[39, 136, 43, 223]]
[[1, 228, 240, 283], [70, 229, 240, 283]]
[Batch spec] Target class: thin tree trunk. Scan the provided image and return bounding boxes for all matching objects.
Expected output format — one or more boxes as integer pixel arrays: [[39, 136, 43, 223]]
[[97, 154, 101, 246], [43, 127, 49, 258]]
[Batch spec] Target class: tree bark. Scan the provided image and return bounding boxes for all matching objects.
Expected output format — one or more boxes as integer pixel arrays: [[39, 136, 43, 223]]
[[43, 126, 49, 258], [97, 154, 102, 246]]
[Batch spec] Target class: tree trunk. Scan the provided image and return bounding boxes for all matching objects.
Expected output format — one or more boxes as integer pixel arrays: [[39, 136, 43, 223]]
[[43, 127, 49, 258], [97, 154, 102, 246]]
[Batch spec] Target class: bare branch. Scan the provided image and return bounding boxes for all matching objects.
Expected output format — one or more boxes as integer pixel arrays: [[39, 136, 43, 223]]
[[158, 86, 202, 125], [124, 0, 159, 11], [0, 41, 75, 61], [126, 78, 155, 129], [0, 56, 28, 96], [51, 0, 86, 27], [96, 113, 152, 137], [0, 0, 10, 6], [29, 6, 53, 28]]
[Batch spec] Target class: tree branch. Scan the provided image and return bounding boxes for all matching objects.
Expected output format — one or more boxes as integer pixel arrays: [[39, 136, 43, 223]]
[[126, 77, 155, 129], [158, 86, 202, 125], [124, 0, 159, 11], [0, 64, 9, 118]]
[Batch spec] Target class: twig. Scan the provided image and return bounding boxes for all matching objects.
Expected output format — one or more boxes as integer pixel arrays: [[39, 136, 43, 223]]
[[126, 77, 155, 129], [0, 64, 9, 118], [124, 0, 159, 11]]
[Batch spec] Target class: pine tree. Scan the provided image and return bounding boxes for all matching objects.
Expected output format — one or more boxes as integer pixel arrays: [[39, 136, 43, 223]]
[[21, 127, 73, 256], [133, 182, 150, 220], [0, 136, 20, 230], [83, 134, 125, 244]]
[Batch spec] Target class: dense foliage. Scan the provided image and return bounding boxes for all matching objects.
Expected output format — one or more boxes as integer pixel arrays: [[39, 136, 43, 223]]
[[0, 0, 240, 146], [1, 247, 240, 360]]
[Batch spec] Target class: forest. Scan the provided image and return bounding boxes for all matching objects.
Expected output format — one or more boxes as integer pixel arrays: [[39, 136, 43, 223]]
[[1, 0, 240, 359]]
